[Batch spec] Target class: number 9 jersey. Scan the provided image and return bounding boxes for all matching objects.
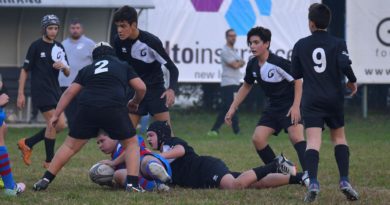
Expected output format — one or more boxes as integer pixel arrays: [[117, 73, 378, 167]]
[[291, 30, 355, 117], [73, 55, 138, 108]]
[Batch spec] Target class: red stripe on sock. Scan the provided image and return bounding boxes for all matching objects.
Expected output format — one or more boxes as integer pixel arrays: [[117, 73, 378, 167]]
[[0, 168, 11, 176], [0, 160, 10, 169], [0, 153, 9, 161], [141, 178, 148, 188]]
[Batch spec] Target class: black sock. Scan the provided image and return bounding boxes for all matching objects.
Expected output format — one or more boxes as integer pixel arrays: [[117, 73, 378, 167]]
[[252, 161, 277, 181], [126, 175, 139, 186], [335, 144, 350, 182], [25, 128, 46, 148], [289, 172, 303, 184], [294, 141, 307, 171], [44, 138, 55, 163], [305, 149, 319, 183], [256, 145, 276, 164], [43, 170, 56, 182]]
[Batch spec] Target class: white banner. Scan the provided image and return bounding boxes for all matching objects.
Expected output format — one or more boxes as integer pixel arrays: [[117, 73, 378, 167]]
[[347, 0, 390, 84], [147, 0, 319, 82], [0, 0, 154, 8]]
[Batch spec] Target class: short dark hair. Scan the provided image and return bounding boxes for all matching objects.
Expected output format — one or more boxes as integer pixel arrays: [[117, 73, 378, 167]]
[[308, 3, 331, 29], [225, 29, 235, 38], [113, 5, 138, 25], [69, 18, 82, 26], [247, 26, 271, 49]]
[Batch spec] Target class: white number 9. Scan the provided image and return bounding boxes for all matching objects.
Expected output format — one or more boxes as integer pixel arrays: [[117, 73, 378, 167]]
[[312, 48, 326, 73]]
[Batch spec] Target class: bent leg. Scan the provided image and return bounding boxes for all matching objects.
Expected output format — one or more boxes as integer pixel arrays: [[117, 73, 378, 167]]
[[253, 126, 276, 164], [47, 136, 88, 175]]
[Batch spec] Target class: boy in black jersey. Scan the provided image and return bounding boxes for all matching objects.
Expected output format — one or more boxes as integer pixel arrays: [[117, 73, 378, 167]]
[[225, 27, 308, 183], [146, 121, 302, 190], [32, 42, 146, 192], [17, 14, 70, 169], [112, 6, 179, 130], [290, 3, 359, 203]]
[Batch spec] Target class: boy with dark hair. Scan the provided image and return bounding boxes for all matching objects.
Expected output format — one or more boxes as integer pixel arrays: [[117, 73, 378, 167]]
[[290, 3, 359, 203], [32, 42, 146, 193], [17, 14, 70, 169], [225, 26, 308, 183], [112, 6, 179, 131], [96, 131, 171, 191]]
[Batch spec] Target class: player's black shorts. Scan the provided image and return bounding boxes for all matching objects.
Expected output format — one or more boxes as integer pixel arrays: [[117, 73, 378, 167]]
[[190, 156, 230, 189], [129, 87, 168, 116], [70, 106, 136, 140], [257, 111, 302, 136], [303, 115, 344, 129], [37, 105, 57, 113]]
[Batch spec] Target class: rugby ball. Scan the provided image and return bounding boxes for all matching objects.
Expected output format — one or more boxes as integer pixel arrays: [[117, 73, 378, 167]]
[[89, 163, 115, 185]]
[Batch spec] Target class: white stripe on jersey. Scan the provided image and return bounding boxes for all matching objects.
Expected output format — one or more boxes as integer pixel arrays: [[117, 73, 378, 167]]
[[131, 40, 167, 65], [260, 62, 294, 83]]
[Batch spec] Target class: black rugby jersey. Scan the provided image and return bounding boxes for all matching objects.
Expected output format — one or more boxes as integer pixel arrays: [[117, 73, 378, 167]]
[[244, 53, 294, 112], [74, 55, 138, 108], [113, 30, 179, 91], [23, 38, 68, 106], [291, 30, 355, 116], [162, 137, 201, 187]]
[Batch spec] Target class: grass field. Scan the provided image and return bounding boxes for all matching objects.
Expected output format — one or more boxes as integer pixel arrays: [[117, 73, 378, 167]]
[[1, 110, 389, 204]]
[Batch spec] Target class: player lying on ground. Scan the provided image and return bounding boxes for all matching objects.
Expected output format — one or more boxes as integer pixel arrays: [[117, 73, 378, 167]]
[[0, 92, 25, 196], [95, 131, 171, 191], [146, 121, 305, 189], [32, 42, 146, 192]]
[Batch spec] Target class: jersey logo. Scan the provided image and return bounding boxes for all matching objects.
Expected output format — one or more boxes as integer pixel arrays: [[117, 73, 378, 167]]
[[212, 175, 219, 182], [252, 72, 257, 78], [342, 51, 349, 56], [122, 47, 127, 53], [140, 48, 147, 57], [40, 52, 46, 58], [267, 69, 275, 78]]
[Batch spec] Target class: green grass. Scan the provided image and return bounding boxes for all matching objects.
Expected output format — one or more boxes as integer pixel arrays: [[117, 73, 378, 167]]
[[1, 110, 389, 204]]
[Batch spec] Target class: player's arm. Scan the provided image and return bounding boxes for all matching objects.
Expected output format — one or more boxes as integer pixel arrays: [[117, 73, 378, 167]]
[[288, 43, 304, 124], [17, 69, 28, 109], [337, 41, 357, 96], [128, 77, 146, 112], [150, 39, 179, 107], [53, 61, 70, 77], [225, 82, 252, 125], [287, 79, 302, 125], [18, 43, 36, 109], [54, 83, 82, 117], [160, 144, 185, 159]]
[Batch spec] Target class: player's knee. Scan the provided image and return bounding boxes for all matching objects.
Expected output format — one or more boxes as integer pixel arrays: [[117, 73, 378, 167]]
[[252, 135, 267, 147], [55, 122, 66, 132], [231, 180, 245, 189]]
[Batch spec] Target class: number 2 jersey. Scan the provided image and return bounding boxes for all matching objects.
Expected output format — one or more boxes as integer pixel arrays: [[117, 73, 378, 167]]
[[73, 55, 138, 108], [291, 30, 355, 117]]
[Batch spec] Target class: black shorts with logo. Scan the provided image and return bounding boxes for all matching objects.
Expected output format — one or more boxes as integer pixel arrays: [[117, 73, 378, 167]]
[[70, 106, 136, 140], [128, 87, 168, 116], [257, 108, 302, 136], [188, 156, 230, 189]]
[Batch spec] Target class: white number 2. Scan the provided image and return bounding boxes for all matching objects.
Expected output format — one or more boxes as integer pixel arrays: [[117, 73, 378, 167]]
[[312, 48, 327, 73], [94, 60, 109, 74]]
